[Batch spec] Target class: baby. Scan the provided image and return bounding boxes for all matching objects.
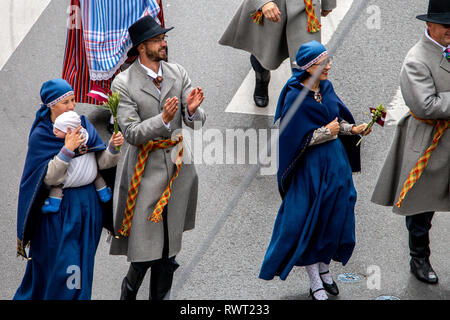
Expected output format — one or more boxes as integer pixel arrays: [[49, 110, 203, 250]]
[[42, 111, 112, 213]]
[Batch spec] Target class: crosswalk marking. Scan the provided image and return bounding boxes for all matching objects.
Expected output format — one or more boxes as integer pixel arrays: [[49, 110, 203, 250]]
[[385, 87, 409, 126], [225, 0, 354, 116], [0, 0, 51, 71]]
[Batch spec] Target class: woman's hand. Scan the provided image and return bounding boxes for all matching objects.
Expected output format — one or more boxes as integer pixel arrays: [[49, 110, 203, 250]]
[[325, 117, 340, 136], [262, 2, 281, 23], [109, 131, 124, 147], [64, 126, 86, 151], [351, 123, 372, 136]]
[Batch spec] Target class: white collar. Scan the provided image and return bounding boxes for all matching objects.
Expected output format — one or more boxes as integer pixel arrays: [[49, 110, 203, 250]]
[[138, 57, 163, 79], [425, 29, 450, 53]]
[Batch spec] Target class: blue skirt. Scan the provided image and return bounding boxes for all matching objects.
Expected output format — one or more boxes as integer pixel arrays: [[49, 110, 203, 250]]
[[14, 183, 103, 300], [259, 139, 357, 281]]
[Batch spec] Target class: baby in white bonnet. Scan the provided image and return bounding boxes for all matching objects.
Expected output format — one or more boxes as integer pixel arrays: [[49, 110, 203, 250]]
[[42, 111, 112, 213]]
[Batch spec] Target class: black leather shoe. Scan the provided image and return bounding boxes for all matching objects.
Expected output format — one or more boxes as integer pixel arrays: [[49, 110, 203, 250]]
[[319, 271, 339, 296], [410, 257, 438, 284], [309, 288, 328, 300], [253, 70, 270, 107]]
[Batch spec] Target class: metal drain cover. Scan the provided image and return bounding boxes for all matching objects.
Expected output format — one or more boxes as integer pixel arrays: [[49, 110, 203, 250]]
[[337, 273, 363, 283], [376, 295, 400, 300]]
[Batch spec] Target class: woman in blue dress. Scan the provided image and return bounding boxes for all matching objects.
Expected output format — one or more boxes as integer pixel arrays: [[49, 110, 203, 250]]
[[259, 41, 371, 300], [14, 79, 124, 300]]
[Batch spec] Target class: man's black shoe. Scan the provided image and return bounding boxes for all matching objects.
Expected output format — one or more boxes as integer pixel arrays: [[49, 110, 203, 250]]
[[410, 257, 438, 284]]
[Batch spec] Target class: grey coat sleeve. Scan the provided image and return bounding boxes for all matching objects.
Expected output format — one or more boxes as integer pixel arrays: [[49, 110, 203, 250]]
[[250, 0, 274, 11], [112, 77, 171, 146], [400, 59, 450, 119], [321, 0, 337, 11], [339, 120, 355, 135], [96, 147, 121, 170], [309, 127, 337, 146], [44, 156, 69, 186]]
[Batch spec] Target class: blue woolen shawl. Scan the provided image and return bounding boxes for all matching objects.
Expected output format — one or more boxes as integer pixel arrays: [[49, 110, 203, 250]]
[[274, 78, 361, 198], [16, 105, 111, 258]]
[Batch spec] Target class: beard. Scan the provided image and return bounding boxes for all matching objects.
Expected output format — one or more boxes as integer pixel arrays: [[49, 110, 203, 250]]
[[145, 45, 167, 62]]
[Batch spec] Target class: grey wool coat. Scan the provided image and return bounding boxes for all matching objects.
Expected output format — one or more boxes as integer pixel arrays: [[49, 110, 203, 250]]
[[371, 35, 450, 216], [218, 0, 336, 70], [109, 60, 206, 262]]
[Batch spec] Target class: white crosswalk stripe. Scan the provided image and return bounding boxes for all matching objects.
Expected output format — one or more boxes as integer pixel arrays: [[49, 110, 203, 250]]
[[385, 87, 409, 126]]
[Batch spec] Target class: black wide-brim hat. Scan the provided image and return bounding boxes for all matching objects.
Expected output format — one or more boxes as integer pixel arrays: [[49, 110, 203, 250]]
[[127, 15, 174, 57], [416, 0, 450, 24]]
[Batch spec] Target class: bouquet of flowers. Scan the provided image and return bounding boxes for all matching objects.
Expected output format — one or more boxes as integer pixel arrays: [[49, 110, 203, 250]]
[[87, 85, 121, 151], [356, 104, 386, 147], [251, 10, 264, 25]]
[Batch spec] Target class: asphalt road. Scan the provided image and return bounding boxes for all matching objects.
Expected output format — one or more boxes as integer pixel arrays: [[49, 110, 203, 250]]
[[1, 0, 449, 301]]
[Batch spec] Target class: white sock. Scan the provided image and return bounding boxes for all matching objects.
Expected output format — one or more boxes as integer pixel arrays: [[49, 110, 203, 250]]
[[305, 263, 328, 300], [318, 262, 333, 285]]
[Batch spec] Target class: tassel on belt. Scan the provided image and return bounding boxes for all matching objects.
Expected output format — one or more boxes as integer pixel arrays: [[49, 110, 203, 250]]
[[396, 112, 450, 208], [118, 135, 183, 237]]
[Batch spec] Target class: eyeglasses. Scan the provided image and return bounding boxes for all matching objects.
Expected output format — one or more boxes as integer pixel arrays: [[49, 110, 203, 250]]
[[147, 35, 168, 43], [313, 57, 333, 67]]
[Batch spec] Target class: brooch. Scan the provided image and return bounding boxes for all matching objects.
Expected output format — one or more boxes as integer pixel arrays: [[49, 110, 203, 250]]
[[314, 91, 322, 103], [78, 144, 88, 154]]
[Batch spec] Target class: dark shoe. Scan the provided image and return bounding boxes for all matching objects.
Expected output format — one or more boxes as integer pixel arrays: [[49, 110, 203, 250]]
[[309, 288, 328, 300], [319, 271, 339, 296], [253, 70, 270, 107], [410, 257, 438, 284]]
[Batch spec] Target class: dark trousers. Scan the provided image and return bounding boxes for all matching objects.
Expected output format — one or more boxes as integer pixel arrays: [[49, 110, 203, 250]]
[[250, 55, 268, 73], [405, 211, 434, 259], [124, 207, 179, 300]]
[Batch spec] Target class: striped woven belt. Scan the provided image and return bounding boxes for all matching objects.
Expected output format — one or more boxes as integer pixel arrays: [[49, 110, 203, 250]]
[[118, 135, 183, 237], [396, 112, 450, 208]]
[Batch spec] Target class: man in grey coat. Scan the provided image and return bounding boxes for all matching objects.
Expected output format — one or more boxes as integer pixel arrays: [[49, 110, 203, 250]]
[[219, 0, 336, 107], [109, 16, 206, 300], [371, 0, 450, 284]]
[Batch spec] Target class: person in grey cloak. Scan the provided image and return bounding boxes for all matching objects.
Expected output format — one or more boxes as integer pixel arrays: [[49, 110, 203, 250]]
[[109, 16, 206, 300], [219, 0, 336, 107], [371, 0, 450, 285]]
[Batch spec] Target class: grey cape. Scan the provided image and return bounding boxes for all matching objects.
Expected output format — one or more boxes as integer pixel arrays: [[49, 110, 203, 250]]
[[109, 60, 206, 262], [371, 34, 450, 216], [218, 0, 336, 70]]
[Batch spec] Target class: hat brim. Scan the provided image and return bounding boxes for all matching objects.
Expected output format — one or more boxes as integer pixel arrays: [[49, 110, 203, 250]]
[[127, 26, 174, 57], [416, 13, 450, 24]]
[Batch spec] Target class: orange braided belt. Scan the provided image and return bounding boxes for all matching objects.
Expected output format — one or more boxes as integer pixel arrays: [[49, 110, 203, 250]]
[[304, 0, 321, 33], [118, 135, 184, 237], [396, 113, 450, 208]]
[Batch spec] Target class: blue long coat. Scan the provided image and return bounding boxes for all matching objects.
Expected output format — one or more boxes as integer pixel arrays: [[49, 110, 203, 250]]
[[259, 79, 360, 280]]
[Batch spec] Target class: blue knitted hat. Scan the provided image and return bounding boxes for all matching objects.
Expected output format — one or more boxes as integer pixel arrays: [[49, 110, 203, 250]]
[[40, 79, 74, 107], [295, 40, 328, 71]]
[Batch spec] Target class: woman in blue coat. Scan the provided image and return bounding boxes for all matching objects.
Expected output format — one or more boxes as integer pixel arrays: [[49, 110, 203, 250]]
[[14, 79, 124, 299], [259, 41, 371, 300]]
